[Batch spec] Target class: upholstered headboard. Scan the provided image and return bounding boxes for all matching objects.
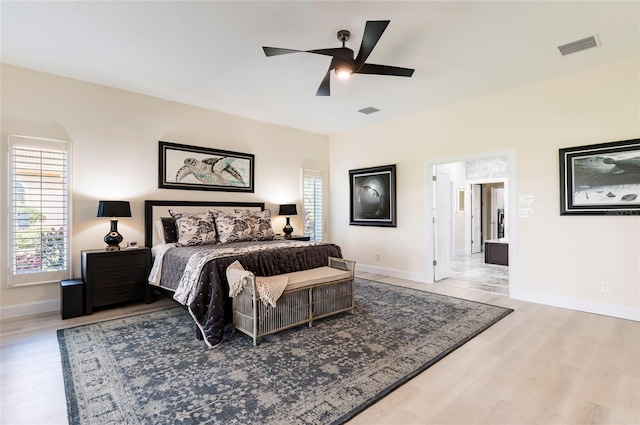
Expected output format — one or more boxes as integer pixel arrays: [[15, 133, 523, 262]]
[[144, 200, 265, 247]]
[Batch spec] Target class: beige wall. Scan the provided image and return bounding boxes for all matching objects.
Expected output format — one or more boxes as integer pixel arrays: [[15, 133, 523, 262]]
[[2, 57, 638, 321], [0, 64, 330, 318], [329, 56, 640, 320]]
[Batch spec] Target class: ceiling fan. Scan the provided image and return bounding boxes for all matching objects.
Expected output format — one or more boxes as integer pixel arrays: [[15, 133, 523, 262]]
[[262, 20, 414, 96]]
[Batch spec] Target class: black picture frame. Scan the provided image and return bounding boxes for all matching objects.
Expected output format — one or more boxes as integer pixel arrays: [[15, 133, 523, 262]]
[[158, 141, 254, 192], [559, 138, 640, 216], [349, 164, 397, 227]]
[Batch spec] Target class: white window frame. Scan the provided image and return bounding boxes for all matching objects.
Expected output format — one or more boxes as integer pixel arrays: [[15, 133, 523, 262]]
[[302, 169, 325, 241], [7, 135, 72, 287]]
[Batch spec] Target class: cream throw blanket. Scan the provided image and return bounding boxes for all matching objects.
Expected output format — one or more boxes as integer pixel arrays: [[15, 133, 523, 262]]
[[226, 261, 288, 307]]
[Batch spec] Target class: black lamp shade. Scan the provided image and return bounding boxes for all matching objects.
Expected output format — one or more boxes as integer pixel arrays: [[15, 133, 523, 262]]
[[97, 201, 131, 218], [279, 204, 297, 216]]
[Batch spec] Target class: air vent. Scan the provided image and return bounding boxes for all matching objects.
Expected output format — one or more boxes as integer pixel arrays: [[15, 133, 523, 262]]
[[558, 36, 598, 56], [358, 107, 380, 115]]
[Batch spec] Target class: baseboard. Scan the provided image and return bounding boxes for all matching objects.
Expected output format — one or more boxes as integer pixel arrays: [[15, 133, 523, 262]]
[[356, 265, 638, 322], [356, 264, 429, 284], [0, 298, 59, 320], [510, 288, 640, 322]]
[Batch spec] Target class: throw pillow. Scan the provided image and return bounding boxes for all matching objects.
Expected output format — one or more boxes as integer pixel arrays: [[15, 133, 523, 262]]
[[168, 210, 218, 246], [210, 210, 254, 244], [235, 209, 276, 241], [160, 217, 179, 244]]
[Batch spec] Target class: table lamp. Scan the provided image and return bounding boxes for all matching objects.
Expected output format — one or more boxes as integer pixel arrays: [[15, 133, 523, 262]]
[[97, 200, 131, 251], [278, 204, 297, 237]]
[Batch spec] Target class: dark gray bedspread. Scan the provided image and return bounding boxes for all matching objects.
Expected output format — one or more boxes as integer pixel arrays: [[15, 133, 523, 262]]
[[157, 241, 342, 346]]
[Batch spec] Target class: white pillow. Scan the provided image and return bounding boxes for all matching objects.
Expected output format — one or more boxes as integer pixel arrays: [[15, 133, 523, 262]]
[[154, 219, 164, 243]]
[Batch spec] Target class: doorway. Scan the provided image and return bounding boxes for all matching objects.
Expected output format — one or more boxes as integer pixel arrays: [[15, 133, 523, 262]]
[[471, 181, 506, 253], [430, 155, 512, 296]]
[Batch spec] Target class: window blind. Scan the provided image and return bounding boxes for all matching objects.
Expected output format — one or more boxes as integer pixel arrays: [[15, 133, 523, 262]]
[[8, 135, 71, 286], [302, 169, 323, 241]]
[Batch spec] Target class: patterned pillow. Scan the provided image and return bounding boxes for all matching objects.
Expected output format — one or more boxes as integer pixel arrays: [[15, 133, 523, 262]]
[[168, 210, 218, 246], [235, 209, 276, 241], [210, 210, 254, 244]]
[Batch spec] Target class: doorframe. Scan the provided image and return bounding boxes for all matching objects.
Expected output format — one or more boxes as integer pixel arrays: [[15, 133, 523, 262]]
[[424, 148, 517, 295], [470, 183, 483, 254]]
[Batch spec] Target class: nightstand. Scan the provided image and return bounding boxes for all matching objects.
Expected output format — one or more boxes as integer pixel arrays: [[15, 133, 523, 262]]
[[81, 248, 151, 314]]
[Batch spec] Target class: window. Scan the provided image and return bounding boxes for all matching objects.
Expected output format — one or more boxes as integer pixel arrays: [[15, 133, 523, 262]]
[[302, 169, 324, 241], [8, 135, 71, 286]]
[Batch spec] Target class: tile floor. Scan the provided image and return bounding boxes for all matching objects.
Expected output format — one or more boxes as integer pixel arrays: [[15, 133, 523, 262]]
[[442, 252, 509, 295]]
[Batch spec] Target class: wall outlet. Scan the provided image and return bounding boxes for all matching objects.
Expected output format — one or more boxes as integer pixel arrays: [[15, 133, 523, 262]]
[[601, 282, 610, 293], [375, 254, 380, 261]]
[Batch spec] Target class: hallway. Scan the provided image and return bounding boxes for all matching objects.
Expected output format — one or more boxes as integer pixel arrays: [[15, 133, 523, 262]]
[[441, 252, 509, 295]]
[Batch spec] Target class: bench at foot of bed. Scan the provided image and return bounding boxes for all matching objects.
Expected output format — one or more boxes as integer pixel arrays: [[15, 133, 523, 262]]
[[232, 257, 356, 346]]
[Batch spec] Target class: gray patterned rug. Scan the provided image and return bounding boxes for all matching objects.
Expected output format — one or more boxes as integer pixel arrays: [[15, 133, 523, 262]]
[[58, 278, 512, 425]]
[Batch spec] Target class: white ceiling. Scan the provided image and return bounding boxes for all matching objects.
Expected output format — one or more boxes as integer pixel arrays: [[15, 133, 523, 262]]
[[2, 1, 639, 135]]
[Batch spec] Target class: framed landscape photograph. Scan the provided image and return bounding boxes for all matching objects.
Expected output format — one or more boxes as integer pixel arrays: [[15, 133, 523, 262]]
[[349, 164, 397, 227], [559, 138, 640, 216], [159, 141, 254, 192]]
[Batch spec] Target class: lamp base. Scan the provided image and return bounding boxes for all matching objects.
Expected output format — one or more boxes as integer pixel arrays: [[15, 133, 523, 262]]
[[283, 217, 294, 237], [104, 220, 123, 251]]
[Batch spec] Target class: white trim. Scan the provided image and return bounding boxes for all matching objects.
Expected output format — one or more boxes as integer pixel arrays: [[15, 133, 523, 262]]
[[356, 263, 428, 284], [301, 168, 325, 241], [0, 298, 59, 320], [7, 134, 73, 287], [510, 288, 640, 322]]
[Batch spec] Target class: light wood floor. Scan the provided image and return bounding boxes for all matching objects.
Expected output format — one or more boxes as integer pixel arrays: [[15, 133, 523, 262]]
[[1, 273, 638, 425]]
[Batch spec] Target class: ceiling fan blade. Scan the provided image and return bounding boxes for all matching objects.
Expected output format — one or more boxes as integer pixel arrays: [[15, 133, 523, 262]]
[[354, 20, 390, 67], [263, 46, 304, 57], [355, 63, 414, 77], [316, 71, 331, 96], [264, 46, 352, 60], [308, 48, 353, 59]]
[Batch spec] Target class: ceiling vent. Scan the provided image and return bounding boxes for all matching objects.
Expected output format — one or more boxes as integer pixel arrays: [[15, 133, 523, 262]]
[[358, 107, 380, 115], [558, 36, 598, 56]]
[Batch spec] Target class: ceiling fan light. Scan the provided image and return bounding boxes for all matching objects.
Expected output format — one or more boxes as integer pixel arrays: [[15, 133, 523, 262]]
[[336, 67, 352, 79]]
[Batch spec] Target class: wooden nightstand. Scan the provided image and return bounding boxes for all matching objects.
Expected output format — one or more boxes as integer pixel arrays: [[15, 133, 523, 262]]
[[81, 248, 151, 314]]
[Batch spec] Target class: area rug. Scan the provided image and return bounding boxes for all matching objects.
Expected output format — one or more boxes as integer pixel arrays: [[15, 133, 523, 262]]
[[58, 278, 513, 425]]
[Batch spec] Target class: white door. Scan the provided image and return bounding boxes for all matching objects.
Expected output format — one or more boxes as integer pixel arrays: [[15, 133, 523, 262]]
[[471, 184, 482, 253], [434, 168, 452, 281]]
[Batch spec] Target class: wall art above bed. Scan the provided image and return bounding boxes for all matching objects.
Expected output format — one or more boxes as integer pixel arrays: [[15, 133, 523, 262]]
[[559, 138, 640, 216], [159, 141, 254, 192]]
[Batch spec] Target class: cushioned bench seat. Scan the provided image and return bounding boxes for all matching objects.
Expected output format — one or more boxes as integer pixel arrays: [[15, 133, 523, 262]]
[[232, 257, 355, 345], [284, 266, 352, 290]]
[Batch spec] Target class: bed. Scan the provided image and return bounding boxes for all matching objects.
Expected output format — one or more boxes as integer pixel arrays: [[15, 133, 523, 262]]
[[144, 200, 343, 348]]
